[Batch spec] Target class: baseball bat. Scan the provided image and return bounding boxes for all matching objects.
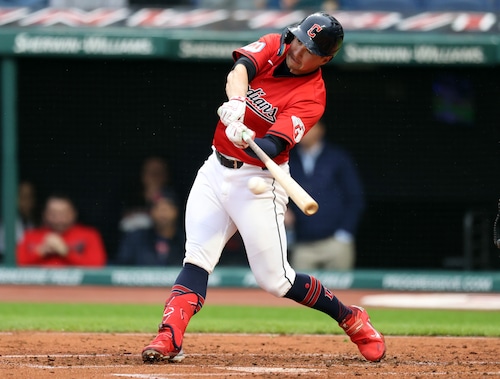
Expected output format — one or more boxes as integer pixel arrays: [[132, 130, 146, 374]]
[[243, 133, 319, 216]]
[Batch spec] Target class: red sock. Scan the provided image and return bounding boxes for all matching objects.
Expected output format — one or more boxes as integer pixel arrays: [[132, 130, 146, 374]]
[[159, 285, 205, 349]]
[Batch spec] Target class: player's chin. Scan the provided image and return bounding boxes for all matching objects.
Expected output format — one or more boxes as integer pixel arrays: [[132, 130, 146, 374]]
[[288, 63, 309, 76], [286, 57, 300, 71], [289, 66, 303, 75]]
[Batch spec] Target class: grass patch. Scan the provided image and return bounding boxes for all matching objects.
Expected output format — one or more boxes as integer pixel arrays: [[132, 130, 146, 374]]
[[1, 302, 499, 337]]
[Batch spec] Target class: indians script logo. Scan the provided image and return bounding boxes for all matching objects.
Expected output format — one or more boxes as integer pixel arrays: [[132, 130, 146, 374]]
[[307, 24, 323, 38], [246, 86, 278, 123]]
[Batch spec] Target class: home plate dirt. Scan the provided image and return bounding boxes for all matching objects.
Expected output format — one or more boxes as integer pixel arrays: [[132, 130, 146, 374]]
[[0, 285, 499, 378], [1, 332, 499, 378]]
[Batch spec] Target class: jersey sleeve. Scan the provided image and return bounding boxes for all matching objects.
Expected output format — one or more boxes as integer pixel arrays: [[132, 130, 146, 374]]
[[232, 34, 281, 74], [267, 90, 325, 154]]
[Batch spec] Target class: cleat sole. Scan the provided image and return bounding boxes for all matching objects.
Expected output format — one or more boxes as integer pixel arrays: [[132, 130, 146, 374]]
[[142, 348, 185, 364], [142, 349, 163, 363]]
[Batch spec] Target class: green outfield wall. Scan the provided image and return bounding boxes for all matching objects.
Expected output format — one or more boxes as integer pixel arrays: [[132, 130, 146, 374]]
[[0, 28, 498, 65], [0, 267, 498, 292]]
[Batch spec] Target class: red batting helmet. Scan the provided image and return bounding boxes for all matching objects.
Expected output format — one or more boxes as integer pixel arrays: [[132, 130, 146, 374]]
[[279, 12, 344, 57]]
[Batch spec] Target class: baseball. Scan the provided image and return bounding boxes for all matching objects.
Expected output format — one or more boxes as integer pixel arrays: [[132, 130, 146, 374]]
[[247, 176, 267, 194]]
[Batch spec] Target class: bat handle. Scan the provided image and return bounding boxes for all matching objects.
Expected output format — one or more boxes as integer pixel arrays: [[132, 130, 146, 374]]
[[242, 130, 252, 143]]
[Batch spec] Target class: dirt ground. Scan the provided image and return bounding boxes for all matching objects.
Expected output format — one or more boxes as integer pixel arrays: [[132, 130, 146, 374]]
[[1, 285, 499, 378]]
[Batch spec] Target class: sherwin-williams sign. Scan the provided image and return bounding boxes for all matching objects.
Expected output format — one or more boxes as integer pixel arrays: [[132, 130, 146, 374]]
[[12, 33, 156, 55], [169, 37, 497, 64], [340, 42, 495, 65]]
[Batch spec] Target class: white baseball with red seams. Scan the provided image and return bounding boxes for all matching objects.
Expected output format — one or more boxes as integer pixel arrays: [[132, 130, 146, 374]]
[[247, 176, 267, 194]]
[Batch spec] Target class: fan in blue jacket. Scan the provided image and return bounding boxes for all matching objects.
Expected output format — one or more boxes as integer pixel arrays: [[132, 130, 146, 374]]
[[287, 120, 365, 270]]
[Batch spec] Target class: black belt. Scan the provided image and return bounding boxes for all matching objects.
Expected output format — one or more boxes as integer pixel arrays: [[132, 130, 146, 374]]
[[216, 150, 244, 169]]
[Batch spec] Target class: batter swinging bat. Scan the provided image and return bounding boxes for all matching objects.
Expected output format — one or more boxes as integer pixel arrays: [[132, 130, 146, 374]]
[[242, 133, 319, 216]]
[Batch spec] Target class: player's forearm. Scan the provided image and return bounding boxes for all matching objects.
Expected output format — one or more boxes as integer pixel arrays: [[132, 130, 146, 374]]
[[246, 135, 287, 159], [225, 64, 249, 99]]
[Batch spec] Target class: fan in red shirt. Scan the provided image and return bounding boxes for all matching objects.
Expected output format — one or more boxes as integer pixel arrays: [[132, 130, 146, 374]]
[[16, 192, 106, 267]]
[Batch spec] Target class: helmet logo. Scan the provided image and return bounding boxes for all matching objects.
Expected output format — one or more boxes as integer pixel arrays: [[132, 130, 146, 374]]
[[307, 24, 323, 39]]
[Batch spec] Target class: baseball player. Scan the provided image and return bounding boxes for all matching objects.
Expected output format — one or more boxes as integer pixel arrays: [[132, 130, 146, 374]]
[[142, 12, 386, 363]]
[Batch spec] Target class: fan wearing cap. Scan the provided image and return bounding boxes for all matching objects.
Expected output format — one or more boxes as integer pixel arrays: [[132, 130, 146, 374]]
[[142, 12, 386, 364]]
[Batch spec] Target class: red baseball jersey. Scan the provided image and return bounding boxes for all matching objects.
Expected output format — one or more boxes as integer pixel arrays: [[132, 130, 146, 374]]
[[213, 33, 327, 167], [16, 225, 107, 267]]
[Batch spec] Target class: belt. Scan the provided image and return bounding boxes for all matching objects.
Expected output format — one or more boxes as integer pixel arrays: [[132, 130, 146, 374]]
[[216, 150, 244, 169]]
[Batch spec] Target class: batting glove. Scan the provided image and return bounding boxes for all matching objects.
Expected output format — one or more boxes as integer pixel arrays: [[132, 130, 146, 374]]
[[225, 121, 255, 149], [217, 96, 246, 126]]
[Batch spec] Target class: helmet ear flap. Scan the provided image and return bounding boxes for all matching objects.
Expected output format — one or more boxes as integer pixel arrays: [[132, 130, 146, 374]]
[[277, 27, 295, 56]]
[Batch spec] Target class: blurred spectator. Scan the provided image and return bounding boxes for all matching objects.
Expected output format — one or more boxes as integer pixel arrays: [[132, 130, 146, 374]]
[[114, 189, 184, 266], [0, 180, 39, 260], [120, 155, 178, 232], [264, 0, 334, 9], [128, 0, 193, 7], [0, 0, 48, 8], [49, 0, 128, 9], [16, 192, 107, 267], [286, 120, 365, 270], [196, 0, 263, 8], [322, 0, 339, 11]]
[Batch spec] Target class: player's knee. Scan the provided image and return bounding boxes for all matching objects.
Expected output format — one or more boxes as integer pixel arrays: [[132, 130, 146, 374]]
[[255, 276, 292, 297]]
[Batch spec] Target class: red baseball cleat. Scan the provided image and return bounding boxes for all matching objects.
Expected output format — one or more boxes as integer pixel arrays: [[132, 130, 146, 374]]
[[339, 305, 386, 362], [142, 325, 184, 363], [142, 291, 201, 364]]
